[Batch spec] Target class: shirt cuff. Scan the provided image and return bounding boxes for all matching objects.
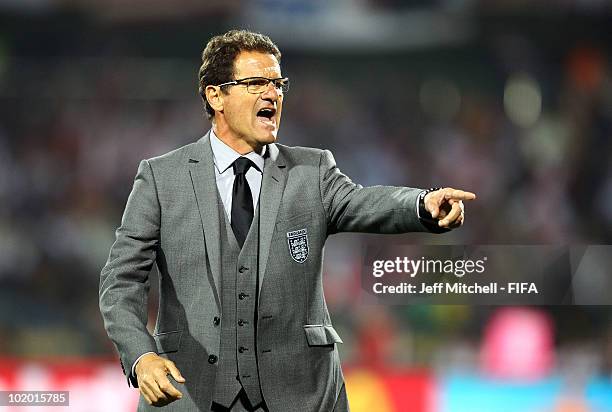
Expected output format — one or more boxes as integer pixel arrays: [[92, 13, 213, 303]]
[[132, 351, 156, 379], [416, 189, 427, 220]]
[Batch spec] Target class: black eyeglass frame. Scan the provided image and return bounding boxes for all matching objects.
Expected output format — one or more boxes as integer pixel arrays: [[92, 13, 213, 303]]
[[216, 76, 290, 94]]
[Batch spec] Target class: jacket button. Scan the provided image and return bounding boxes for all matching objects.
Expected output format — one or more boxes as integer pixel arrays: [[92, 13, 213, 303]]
[[238, 319, 245, 326], [213, 316, 220, 326], [238, 346, 247, 353], [238, 266, 248, 273], [208, 354, 218, 364], [238, 293, 247, 300]]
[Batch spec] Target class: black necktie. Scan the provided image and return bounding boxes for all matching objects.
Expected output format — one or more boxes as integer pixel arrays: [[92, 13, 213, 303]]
[[231, 157, 254, 248]]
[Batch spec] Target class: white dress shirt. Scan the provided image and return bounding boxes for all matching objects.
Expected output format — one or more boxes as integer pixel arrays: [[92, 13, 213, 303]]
[[209, 129, 265, 221]]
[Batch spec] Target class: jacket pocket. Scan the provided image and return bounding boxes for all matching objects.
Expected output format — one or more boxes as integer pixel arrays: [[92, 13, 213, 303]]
[[303, 324, 343, 346], [153, 330, 182, 354], [276, 211, 313, 226]]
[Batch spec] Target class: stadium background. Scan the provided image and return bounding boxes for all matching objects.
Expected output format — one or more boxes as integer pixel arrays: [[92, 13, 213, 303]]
[[0, 0, 611, 410]]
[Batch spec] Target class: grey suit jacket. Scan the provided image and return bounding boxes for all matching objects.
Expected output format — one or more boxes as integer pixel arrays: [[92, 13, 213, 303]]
[[99, 132, 434, 411]]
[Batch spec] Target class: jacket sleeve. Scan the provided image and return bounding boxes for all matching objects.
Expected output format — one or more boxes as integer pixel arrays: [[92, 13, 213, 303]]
[[318, 149, 434, 235], [99, 159, 159, 387]]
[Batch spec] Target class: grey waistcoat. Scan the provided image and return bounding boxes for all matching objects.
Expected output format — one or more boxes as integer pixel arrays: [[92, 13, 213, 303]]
[[212, 193, 264, 408]]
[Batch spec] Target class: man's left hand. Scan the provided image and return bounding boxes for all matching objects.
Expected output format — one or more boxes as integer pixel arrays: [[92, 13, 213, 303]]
[[424, 188, 476, 229]]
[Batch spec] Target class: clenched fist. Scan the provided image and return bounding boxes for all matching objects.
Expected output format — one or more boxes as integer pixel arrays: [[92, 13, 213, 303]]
[[135, 353, 186, 407]]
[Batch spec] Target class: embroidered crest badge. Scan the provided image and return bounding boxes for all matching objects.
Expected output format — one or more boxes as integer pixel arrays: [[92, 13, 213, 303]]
[[286, 228, 309, 263]]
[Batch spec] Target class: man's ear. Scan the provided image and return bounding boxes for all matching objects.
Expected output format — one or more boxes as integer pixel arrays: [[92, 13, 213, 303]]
[[205, 85, 224, 113]]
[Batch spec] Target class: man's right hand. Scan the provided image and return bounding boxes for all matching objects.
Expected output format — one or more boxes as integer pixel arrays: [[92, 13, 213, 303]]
[[135, 353, 186, 406]]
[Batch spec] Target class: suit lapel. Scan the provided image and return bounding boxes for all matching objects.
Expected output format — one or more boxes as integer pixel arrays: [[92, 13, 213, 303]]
[[188, 131, 222, 310], [258, 143, 287, 296]]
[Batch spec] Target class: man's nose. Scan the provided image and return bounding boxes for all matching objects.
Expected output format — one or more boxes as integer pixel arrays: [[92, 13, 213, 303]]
[[261, 82, 281, 101]]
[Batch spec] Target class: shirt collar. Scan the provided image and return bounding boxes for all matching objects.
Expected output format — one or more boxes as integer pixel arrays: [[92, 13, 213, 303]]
[[209, 129, 266, 174]]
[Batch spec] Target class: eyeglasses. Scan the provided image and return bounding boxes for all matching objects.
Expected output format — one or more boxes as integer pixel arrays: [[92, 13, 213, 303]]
[[216, 76, 290, 94]]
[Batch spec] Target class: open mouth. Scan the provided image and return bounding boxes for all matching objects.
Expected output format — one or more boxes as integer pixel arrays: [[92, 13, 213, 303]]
[[256, 107, 277, 127]]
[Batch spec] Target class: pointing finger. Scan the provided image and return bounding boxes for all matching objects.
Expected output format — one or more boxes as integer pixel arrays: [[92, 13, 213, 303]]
[[445, 189, 476, 201]]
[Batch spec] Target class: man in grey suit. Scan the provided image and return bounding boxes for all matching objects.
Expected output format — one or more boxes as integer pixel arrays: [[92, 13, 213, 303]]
[[99, 30, 475, 411]]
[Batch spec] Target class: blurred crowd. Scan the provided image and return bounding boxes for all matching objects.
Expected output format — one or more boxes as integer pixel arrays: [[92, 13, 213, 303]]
[[0, 4, 610, 389]]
